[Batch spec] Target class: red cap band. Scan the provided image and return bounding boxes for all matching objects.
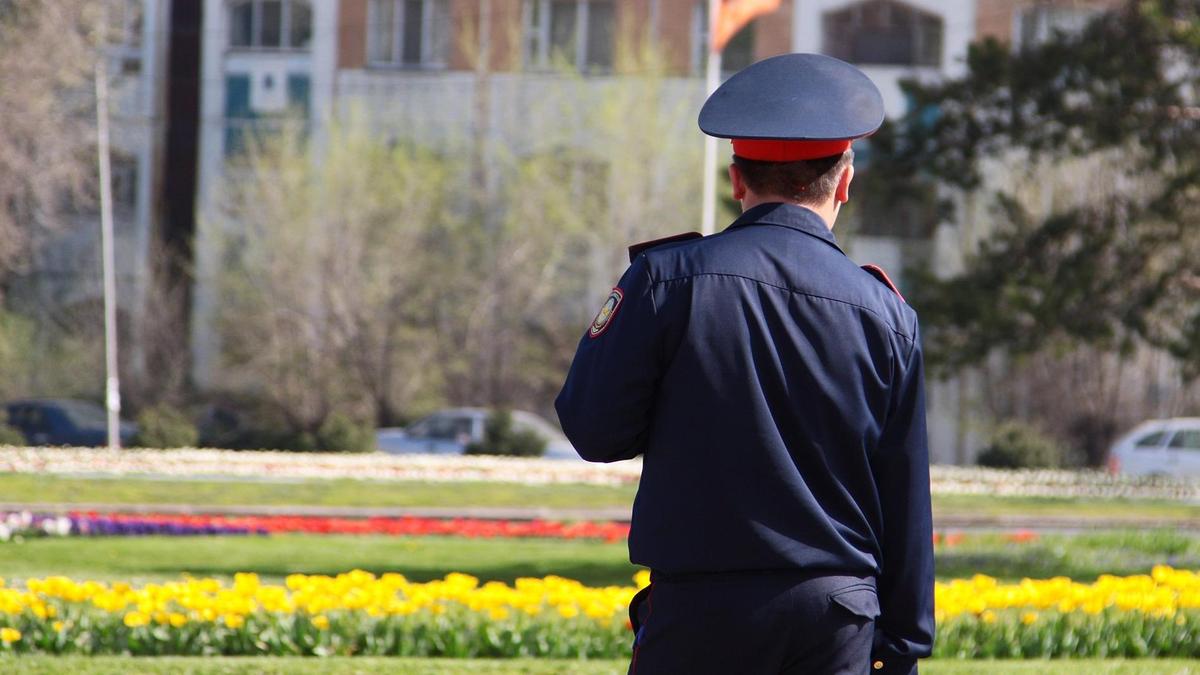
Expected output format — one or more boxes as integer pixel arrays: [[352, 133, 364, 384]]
[[731, 138, 852, 162]]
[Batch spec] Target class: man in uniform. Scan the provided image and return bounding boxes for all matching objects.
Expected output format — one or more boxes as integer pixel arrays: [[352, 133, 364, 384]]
[[555, 53, 934, 674]]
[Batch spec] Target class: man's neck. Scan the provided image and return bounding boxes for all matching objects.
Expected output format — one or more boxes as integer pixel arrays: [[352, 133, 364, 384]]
[[741, 194, 836, 230]]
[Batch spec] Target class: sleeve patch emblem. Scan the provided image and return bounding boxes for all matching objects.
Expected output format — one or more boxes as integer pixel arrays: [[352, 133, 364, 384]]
[[589, 288, 624, 338]]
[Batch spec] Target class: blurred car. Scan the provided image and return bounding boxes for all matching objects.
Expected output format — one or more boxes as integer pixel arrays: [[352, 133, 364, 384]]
[[1107, 418, 1200, 477], [376, 407, 580, 460], [4, 398, 136, 447]]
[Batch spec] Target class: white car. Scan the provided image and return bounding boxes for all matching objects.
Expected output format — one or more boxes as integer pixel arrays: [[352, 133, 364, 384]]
[[1107, 418, 1200, 477], [376, 408, 581, 460]]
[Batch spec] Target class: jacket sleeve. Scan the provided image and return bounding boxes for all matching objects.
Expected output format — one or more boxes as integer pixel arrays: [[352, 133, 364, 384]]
[[870, 321, 936, 675], [555, 255, 665, 463]]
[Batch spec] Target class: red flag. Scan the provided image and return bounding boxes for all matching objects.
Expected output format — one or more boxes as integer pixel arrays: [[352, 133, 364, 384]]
[[712, 0, 781, 53]]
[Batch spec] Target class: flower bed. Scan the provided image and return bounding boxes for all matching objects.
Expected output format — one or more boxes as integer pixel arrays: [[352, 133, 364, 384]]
[[929, 465, 1198, 501], [933, 567, 1200, 658], [0, 568, 1195, 658], [0, 447, 1195, 499], [0, 511, 629, 542], [0, 448, 640, 486], [4, 509, 1031, 545]]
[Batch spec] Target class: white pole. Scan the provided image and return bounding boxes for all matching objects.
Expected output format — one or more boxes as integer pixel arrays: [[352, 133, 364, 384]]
[[94, 14, 122, 450], [701, 0, 723, 236]]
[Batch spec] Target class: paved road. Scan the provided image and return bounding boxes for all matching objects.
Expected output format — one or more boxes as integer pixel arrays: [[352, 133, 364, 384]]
[[3, 502, 1198, 533]]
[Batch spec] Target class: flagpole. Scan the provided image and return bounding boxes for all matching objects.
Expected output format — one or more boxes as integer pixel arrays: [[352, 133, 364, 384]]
[[701, 0, 723, 236], [95, 9, 122, 450]]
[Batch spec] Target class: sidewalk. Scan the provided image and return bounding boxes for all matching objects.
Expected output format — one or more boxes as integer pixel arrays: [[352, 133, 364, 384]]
[[2, 502, 1197, 532]]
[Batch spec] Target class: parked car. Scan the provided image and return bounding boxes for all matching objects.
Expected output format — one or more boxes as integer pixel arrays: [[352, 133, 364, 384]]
[[1107, 418, 1200, 477], [376, 408, 580, 460], [4, 399, 136, 447]]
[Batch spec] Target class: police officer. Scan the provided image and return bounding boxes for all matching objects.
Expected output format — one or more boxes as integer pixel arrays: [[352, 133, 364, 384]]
[[555, 53, 934, 674]]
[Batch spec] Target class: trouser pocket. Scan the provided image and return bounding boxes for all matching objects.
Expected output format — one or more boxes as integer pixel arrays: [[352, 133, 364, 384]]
[[628, 583, 653, 641], [828, 583, 880, 621]]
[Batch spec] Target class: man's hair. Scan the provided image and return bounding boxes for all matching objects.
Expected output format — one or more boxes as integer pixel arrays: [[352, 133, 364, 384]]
[[732, 150, 853, 207]]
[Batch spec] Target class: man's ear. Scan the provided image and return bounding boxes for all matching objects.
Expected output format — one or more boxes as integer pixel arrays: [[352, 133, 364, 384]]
[[729, 163, 747, 201], [835, 164, 854, 204]]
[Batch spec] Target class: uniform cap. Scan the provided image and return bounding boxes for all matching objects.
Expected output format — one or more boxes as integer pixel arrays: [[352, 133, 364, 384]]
[[698, 53, 885, 162]]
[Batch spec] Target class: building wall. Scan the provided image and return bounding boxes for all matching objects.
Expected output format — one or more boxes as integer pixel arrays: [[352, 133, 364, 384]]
[[976, 0, 1122, 43], [755, 0, 794, 61], [338, 0, 369, 69]]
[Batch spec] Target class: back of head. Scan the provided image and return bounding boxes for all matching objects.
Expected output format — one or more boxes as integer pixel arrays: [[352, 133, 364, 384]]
[[732, 150, 853, 207]]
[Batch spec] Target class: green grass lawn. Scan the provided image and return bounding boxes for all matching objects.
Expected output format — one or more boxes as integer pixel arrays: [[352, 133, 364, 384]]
[[3, 473, 1198, 522], [0, 473, 636, 510], [935, 529, 1200, 580], [3, 657, 1197, 674], [0, 529, 1196, 587], [0, 535, 634, 587]]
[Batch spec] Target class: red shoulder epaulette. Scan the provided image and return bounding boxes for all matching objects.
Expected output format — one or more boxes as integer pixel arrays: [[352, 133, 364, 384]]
[[861, 264, 905, 303], [628, 232, 704, 263]]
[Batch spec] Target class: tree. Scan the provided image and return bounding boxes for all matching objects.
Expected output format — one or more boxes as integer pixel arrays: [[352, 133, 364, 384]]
[[212, 42, 709, 431], [427, 45, 706, 413], [214, 116, 455, 432], [0, 1, 99, 283], [887, 1, 1199, 376], [860, 0, 1200, 459]]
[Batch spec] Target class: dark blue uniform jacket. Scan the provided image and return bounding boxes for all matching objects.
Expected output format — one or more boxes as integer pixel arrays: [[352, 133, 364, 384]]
[[555, 202, 935, 668]]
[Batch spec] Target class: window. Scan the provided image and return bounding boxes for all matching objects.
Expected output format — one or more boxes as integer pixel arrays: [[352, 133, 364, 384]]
[[1168, 430, 1200, 450], [223, 73, 311, 156], [110, 153, 138, 212], [409, 414, 473, 441], [524, 0, 615, 72], [823, 0, 943, 67], [229, 0, 312, 50], [106, 0, 143, 73], [1015, 7, 1096, 51], [1135, 431, 1168, 448], [368, 0, 450, 67]]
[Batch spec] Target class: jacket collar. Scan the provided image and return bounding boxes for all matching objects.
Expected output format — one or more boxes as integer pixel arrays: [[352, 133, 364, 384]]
[[725, 202, 842, 252]]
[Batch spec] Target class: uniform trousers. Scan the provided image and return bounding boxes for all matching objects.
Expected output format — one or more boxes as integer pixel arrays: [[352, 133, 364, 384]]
[[628, 571, 892, 675]]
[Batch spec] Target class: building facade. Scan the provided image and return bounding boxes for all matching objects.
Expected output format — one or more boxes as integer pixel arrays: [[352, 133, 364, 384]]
[[92, 0, 1117, 461]]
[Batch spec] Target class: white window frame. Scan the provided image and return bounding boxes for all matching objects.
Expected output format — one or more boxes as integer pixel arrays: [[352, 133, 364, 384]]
[[105, 0, 143, 71], [1013, 6, 1098, 52], [523, 0, 613, 73], [367, 0, 449, 69], [228, 0, 312, 51]]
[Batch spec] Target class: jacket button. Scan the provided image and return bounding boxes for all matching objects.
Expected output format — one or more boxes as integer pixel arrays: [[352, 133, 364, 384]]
[[873, 661, 884, 670]]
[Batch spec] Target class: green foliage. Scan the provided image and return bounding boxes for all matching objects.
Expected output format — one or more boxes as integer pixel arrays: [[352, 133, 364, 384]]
[[876, 0, 1200, 375], [214, 59, 706, 431], [932, 610, 1200, 659], [0, 423, 23, 446], [5, 659, 1200, 675], [465, 410, 547, 458], [976, 422, 1070, 469], [132, 405, 199, 449], [934, 530, 1200, 581], [316, 413, 374, 453], [0, 309, 102, 403]]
